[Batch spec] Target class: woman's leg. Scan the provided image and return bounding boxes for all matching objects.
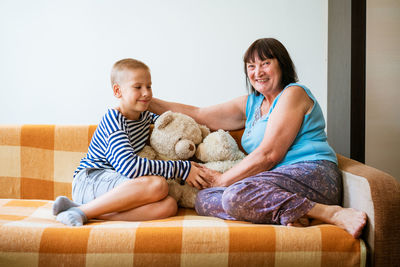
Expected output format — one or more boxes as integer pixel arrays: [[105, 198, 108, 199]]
[[195, 165, 316, 223], [195, 187, 236, 220], [306, 203, 366, 238], [221, 161, 366, 237], [220, 161, 341, 225], [221, 175, 316, 225], [196, 161, 366, 238]]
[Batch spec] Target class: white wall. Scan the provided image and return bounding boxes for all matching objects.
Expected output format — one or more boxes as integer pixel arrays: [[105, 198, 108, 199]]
[[0, 0, 328, 125], [366, 0, 400, 180]]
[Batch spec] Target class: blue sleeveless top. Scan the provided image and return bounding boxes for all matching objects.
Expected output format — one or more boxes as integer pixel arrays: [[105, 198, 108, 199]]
[[241, 83, 337, 169]]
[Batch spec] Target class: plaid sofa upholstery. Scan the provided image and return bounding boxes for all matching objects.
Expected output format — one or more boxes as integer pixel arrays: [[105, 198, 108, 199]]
[[0, 125, 97, 200], [0, 125, 399, 267]]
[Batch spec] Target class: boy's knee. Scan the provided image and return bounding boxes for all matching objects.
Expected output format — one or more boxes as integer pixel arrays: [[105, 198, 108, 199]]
[[145, 176, 169, 201]]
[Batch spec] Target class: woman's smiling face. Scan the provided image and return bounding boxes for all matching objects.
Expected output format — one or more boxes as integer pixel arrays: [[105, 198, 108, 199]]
[[246, 56, 283, 95]]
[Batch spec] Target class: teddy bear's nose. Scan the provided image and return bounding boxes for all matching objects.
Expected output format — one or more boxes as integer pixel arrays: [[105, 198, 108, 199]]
[[175, 139, 196, 159]]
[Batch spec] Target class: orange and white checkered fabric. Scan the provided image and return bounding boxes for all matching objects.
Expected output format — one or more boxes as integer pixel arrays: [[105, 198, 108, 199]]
[[0, 125, 97, 200], [0, 125, 366, 266], [0, 200, 365, 267]]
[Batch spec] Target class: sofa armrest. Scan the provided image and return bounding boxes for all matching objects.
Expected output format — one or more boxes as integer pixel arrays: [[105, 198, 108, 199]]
[[337, 154, 400, 267]]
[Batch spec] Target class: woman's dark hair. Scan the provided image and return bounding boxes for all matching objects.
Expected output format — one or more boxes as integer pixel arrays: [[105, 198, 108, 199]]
[[243, 38, 298, 95]]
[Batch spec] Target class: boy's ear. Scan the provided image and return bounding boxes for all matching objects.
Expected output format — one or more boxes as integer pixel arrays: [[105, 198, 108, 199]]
[[113, 84, 121, 98]]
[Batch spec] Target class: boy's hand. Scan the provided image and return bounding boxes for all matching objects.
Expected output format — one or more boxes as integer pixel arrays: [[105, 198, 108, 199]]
[[186, 162, 216, 190]]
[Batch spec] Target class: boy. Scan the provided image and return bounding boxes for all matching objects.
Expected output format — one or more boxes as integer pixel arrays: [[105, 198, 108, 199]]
[[53, 58, 211, 226]]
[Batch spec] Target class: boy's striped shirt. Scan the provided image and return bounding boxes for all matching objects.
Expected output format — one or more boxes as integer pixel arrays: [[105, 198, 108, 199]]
[[74, 109, 191, 180]]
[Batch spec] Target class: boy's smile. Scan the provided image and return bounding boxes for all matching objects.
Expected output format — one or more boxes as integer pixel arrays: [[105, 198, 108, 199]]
[[113, 68, 153, 120]]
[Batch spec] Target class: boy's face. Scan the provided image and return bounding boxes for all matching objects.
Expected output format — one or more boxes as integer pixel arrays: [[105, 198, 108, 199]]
[[113, 68, 152, 120]]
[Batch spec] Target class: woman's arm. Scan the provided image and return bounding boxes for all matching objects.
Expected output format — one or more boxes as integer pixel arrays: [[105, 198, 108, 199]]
[[214, 86, 314, 186], [149, 96, 248, 131]]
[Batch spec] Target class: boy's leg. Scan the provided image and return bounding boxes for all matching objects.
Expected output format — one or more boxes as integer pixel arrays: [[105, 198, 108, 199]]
[[52, 168, 95, 216], [98, 195, 178, 221], [53, 196, 79, 215], [56, 169, 171, 226], [56, 207, 88, 226], [56, 193, 178, 226], [78, 175, 169, 220]]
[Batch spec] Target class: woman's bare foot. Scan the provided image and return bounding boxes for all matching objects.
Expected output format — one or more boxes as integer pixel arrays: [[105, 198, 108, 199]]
[[287, 216, 310, 227], [307, 204, 367, 238], [330, 207, 367, 238], [310, 219, 324, 226]]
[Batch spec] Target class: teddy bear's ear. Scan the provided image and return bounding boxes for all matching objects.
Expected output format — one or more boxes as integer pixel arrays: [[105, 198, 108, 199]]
[[155, 111, 174, 129], [199, 124, 210, 139]]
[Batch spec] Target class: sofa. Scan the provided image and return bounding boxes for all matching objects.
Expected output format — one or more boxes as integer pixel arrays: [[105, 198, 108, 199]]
[[0, 124, 399, 267]]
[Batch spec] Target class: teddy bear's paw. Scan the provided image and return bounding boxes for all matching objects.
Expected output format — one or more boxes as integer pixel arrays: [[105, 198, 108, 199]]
[[233, 150, 246, 161], [167, 180, 183, 202], [179, 184, 199, 208]]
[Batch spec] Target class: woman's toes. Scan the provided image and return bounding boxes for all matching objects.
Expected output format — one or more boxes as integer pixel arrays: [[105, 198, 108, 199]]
[[334, 208, 367, 238], [288, 217, 310, 227]]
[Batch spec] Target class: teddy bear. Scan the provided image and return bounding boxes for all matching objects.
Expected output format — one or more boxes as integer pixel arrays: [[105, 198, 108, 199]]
[[137, 111, 209, 207], [195, 129, 245, 173], [171, 129, 245, 208], [137, 110, 210, 161], [138, 111, 245, 208], [149, 111, 210, 160]]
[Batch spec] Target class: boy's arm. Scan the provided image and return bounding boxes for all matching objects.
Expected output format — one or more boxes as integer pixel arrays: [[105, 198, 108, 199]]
[[105, 130, 190, 180], [149, 111, 160, 124]]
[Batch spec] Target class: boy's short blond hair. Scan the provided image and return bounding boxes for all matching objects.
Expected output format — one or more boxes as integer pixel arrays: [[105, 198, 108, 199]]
[[111, 58, 149, 86]]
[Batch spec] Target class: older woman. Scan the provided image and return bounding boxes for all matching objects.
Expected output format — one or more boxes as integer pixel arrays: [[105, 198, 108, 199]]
[[149, 38, 366, 238]]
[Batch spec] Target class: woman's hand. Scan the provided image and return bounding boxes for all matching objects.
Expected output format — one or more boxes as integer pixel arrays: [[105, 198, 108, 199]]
[[204, 168, 224, 187], [193, 163, 225, 187], [185, 162, 214, 190]]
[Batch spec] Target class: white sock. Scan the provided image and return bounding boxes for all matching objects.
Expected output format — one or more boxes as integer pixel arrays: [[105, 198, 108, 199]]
[[52, 196, 79, 215], [56, 207, 88, 227]]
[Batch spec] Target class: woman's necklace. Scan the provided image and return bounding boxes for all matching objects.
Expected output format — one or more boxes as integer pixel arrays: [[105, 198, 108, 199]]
[[260, 99, 270, 117], [247, 98, 270, 137]]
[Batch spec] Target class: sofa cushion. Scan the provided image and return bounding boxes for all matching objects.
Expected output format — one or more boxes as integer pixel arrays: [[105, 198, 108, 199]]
[[0, 199, 366, 267], [0, 125, 97, 200]]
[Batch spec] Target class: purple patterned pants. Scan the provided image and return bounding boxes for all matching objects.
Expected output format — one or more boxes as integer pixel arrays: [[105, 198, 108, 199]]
[[195, 160, 342, 225]]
